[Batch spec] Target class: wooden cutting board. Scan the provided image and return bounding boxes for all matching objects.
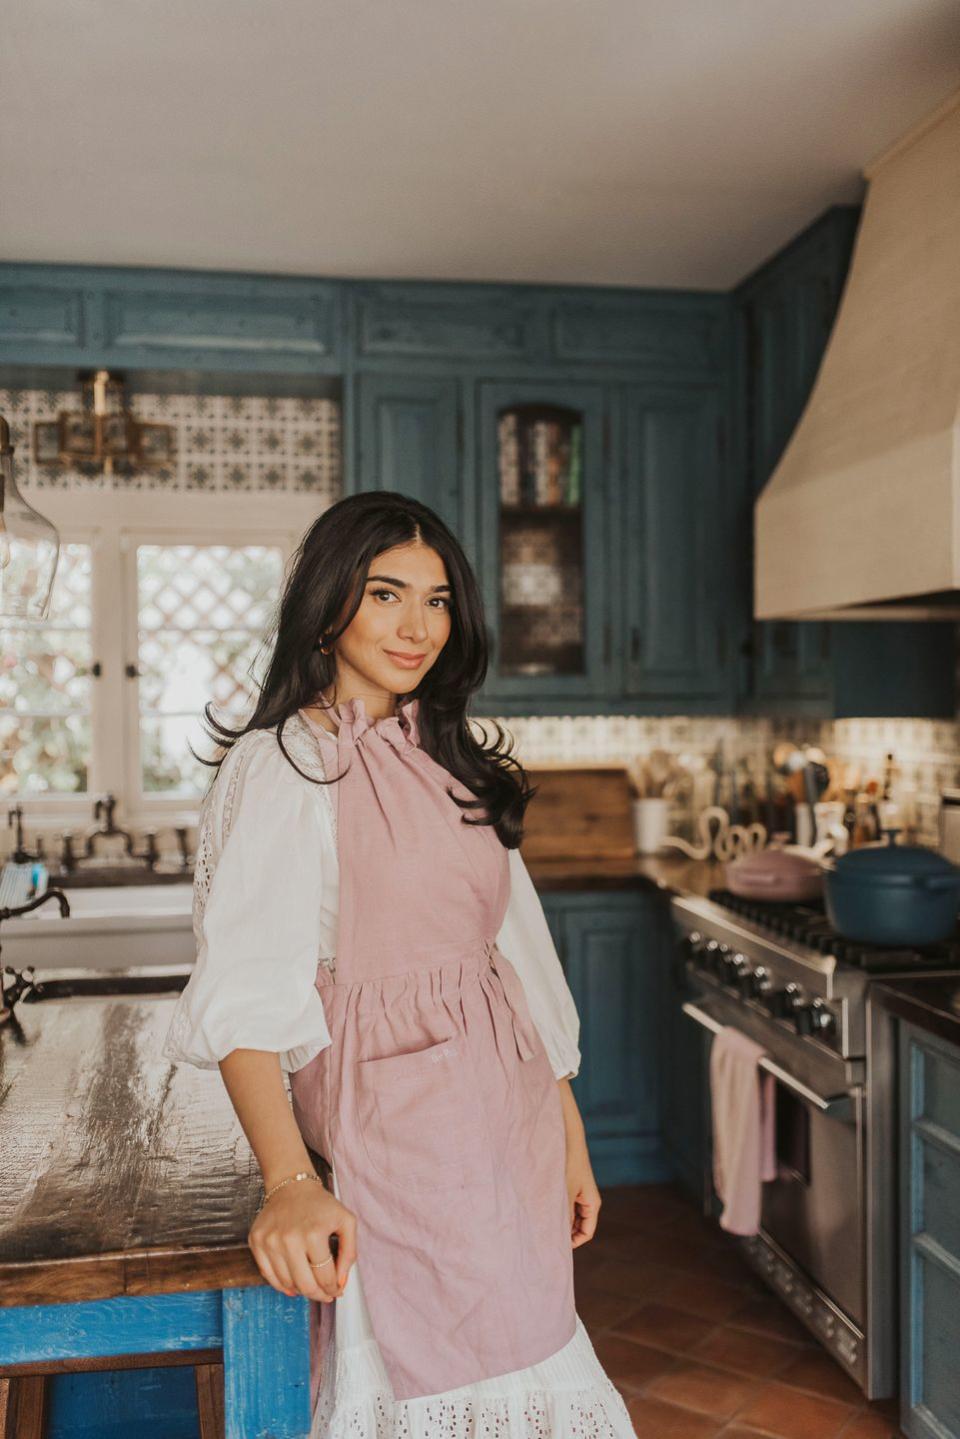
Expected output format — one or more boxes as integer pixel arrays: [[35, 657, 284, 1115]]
[[520, 765, 635, 860]]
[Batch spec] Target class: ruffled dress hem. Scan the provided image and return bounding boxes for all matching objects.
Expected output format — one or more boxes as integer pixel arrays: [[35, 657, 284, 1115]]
[[310, 1315, 635, 1438]]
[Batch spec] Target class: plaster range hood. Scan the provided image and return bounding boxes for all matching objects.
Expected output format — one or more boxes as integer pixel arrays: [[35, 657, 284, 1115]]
[[755, 89, 960, 621]]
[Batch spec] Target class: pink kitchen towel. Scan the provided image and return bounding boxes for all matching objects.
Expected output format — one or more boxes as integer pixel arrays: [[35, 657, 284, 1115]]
[[709, 1025, 777, 1235]]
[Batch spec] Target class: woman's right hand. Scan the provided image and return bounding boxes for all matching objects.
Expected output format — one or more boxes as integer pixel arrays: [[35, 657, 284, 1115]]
[[249, 1182, 358, 1303]]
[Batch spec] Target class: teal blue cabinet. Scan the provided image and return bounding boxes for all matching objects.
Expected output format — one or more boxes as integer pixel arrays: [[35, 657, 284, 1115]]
[[622, 384, 727, 706], [354, 373, 462, 536], [0, 263, 343, 374], [899, 1023, 960, 1439], [477, 380, 610, 703], [734, 207, 859, 713], [541, 890, 670, 1187]]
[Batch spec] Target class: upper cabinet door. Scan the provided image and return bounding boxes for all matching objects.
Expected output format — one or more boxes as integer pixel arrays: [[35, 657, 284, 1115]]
[[354, 373, 461, 535], [623, 385, 726, 702], [477, 380, 609, 702]]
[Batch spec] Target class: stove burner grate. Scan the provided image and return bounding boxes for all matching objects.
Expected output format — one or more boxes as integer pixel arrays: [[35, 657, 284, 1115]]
[[706, 888, 960, 972]]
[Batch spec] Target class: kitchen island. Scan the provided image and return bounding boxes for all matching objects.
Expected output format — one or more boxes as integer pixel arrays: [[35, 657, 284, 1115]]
[[0, 967, 313, 1439]]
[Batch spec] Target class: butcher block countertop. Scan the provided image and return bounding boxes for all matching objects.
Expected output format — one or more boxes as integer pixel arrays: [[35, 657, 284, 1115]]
[[873, 976, 960, 1049], [525, 851, 727, 898], [0, 967, 264, 1308]]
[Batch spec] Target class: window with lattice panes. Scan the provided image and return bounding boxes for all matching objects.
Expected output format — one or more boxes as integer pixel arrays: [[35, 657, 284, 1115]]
[[0, 543, 94, 795], [134, 543, 284, 796]]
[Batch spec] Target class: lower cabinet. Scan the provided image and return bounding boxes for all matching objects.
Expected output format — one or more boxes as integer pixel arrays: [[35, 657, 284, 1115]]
[[541, 889, 673, 1187], [899, 1023, 960, 1439]]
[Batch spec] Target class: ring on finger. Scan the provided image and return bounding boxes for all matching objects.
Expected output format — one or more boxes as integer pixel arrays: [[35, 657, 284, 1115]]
[[308, 1253, 335, 1268]]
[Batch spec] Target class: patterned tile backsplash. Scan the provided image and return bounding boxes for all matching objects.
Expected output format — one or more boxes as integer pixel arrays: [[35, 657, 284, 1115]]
[[6, 711, 956, 865], [0, 387, 340, 496]]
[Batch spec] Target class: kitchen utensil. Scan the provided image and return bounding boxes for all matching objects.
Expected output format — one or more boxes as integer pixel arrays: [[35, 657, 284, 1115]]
[[726, 839, 824, 902], [824, 834, 960, 945], [803, 759, 831, 844]]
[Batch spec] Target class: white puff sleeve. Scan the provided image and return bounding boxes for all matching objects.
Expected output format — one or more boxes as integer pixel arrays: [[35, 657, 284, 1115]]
[[163, 732, 333, 1073], [495, 846, 581, 1081]]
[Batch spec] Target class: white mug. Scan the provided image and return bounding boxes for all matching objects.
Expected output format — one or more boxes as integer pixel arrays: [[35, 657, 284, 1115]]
[[633, 797, 670, 855]]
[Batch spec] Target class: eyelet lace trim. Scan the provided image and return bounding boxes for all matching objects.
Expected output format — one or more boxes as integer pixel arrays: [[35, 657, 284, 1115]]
[[310, 1316, 635, 1438], [191, 713, 339, 978]]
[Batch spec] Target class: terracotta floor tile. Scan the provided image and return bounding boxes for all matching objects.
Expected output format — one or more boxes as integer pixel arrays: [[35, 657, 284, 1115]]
[[612, 1301, 717, 1354], [837, 1410, 903, 1437], [572, 1240, 615, 1281], [661, 1270, 755, 1323], [647, 1360, 761, 1420], [626, 1394, 726, 1437], [576, 1286, 643, 1334], [583, 1256, 679, 1300], [660, 1208, 724, 1246], [590, 1333, 677, 1391], [777, 1348, 864, 1405], [692, 1323, 801, 1378], [728, 1295, 816, 1347], [601, 1184, 686, 1228], [736, 1381, 857, 1439]]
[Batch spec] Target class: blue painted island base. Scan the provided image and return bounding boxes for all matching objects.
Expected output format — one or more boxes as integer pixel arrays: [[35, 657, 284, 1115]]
[[0, 1285, 312, 1439]]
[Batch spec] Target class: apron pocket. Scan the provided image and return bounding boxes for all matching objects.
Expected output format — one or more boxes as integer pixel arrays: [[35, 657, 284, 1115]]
[[355, 1035, 479, 1190]]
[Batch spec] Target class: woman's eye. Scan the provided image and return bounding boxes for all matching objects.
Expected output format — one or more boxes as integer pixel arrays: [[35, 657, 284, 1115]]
[[370, 588, 450, 610]]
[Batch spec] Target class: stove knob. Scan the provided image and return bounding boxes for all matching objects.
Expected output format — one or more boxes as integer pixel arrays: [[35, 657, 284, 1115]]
[[796, 999, 836, 1037], [727, 953, 750, 988], [751, 965, 773, 999], [770, 982, 802, 1018], [705, 940, 728, 976], [734, 962, 754, 994]]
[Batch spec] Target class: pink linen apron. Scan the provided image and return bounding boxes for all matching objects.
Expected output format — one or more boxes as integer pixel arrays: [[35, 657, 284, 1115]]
[[288, 695, 576, 1402]]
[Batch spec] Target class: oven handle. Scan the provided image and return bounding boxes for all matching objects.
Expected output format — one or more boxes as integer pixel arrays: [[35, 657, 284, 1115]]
[[681, 1001, 854, 1121]]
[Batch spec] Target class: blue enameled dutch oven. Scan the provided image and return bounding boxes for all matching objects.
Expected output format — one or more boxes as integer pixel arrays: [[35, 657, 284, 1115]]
[[825, 839, 960, 946]]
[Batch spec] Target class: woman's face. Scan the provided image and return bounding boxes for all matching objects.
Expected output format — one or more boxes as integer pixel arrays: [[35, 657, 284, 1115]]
[[330, 541, 453, 702]]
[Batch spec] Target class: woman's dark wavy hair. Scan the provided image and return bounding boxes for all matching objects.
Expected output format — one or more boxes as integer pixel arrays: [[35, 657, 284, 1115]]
[[194, 490, 535, 847]]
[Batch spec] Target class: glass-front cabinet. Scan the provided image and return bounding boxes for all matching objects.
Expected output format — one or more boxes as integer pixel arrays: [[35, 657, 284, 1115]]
[[477, 381, 608, 702]]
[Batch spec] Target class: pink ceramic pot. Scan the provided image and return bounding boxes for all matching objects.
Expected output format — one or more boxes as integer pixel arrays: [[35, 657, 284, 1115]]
[[726, 844, 824, 902]]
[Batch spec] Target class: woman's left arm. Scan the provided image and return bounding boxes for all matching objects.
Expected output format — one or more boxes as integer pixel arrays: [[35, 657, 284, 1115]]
[[558, 1076, 602, 1246]]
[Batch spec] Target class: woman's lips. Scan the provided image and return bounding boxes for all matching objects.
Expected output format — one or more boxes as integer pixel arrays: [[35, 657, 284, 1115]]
[[385, 650, 426, 668]]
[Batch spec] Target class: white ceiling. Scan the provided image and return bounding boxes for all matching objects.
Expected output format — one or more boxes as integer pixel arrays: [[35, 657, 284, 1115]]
[[4, 1, 960, 290]]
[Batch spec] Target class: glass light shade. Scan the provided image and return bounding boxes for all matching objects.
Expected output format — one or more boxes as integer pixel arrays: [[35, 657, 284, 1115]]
[[0, 420, 61, 621]]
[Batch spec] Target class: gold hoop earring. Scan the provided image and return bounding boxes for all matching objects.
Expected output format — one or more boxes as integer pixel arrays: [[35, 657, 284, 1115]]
[[318, 634, 333, 655]]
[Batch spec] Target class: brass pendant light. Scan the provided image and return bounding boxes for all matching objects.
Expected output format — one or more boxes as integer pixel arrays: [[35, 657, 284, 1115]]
[[0, 415, 60, 621]]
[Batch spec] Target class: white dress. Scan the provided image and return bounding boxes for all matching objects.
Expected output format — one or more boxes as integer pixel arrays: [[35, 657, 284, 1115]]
[[164, 712, 635, 1439]]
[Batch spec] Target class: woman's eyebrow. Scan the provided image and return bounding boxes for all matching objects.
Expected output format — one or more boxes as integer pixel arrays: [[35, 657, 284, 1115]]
[[366, 574, 451, 592]]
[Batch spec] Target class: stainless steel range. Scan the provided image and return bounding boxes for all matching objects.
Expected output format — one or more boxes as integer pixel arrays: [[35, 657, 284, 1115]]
[[671, 887, 960, 1400]]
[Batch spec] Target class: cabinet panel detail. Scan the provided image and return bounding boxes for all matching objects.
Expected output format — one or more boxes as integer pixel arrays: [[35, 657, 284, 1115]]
[[355, 373, 460, 533], [356, 287, 537, 360], [101, 288, 337, 360], [0, 284, 86, 353], [553, 301, 722, 373], [623, 386, 724, 699]]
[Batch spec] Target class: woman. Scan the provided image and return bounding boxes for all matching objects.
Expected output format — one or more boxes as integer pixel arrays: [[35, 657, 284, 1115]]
[[164, 491, 635, 1437]]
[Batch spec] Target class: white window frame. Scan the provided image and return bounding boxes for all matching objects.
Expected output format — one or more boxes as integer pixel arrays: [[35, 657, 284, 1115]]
[[11, 487, 323, 834]]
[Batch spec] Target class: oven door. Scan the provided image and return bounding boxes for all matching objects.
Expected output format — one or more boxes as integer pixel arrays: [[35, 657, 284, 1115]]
[[683, 995, 866, 1330]]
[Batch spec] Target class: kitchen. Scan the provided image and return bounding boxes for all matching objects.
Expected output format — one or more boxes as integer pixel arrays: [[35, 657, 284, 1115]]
[[2, 4, 960, 1437]]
